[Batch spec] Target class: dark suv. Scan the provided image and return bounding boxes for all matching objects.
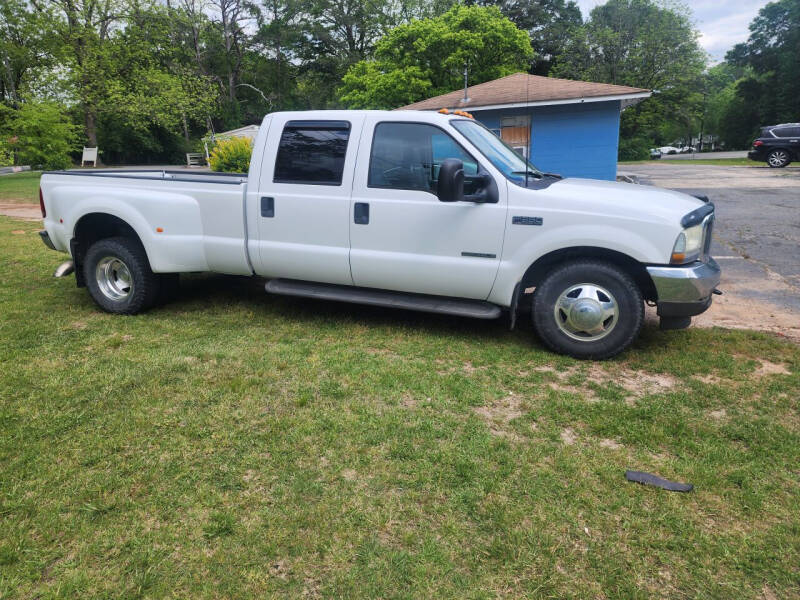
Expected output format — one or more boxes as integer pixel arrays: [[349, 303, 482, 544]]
[[748, 123, 800, 168]]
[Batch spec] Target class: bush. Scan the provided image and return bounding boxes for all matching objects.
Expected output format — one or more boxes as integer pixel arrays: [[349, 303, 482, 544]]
[[1, 100, 80, 170], [618, 136, 651, 161], [0, 138, 12, 167], [208, 137, 253, 173]]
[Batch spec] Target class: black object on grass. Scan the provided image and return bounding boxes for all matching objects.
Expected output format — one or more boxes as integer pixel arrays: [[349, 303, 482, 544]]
[[625, 470, 693, 492]]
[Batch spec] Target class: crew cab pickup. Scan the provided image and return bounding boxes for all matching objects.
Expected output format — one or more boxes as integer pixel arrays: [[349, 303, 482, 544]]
[[39, 110, 721, 359]]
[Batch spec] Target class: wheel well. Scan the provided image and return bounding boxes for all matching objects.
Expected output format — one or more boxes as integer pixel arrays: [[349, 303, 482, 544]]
[[520, 247, 657, 302], [72, 213, 144, 287]]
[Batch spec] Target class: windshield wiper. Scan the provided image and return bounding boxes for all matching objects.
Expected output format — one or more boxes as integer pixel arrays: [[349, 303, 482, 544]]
[[510, 170, 542, 178]]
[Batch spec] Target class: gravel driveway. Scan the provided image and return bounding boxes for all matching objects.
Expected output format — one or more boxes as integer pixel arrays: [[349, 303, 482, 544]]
[[622, 163, 800, 341]]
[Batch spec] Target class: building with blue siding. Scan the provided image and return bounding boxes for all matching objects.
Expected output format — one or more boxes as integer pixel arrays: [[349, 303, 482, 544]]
[[402, 73, 651, 181]]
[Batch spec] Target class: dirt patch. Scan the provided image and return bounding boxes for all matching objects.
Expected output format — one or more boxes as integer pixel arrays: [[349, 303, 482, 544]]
[[695, 374, 721, 385], [676, 257, 800, 343], [754, 359, 791, 376], [473, 394, 524, 440], [599, 438, 623, 449], [709, 409, 727, 420], [0, 203, 41, 220], [560, 427, 577, 446]]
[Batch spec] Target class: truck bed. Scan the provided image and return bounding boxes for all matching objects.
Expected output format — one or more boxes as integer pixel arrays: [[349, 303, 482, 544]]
[[40, 169, 252, 275]]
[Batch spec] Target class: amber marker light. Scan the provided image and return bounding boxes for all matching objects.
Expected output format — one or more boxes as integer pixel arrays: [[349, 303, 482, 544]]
[[156, 227, 164, 233]]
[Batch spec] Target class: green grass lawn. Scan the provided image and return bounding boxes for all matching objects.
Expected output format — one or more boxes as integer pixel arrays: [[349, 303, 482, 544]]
[[0, 171, 42, 204], [1, 215, 798, 598]]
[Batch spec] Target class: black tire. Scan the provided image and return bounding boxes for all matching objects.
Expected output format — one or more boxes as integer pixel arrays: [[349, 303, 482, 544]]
[[83, 236, 160, 314], [767, 149, 791, 168], [531, 260, 644, 360]]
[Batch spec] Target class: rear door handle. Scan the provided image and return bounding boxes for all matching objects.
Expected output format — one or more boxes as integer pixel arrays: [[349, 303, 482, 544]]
[[261, 196, 274, 218], [354, 202, 369, 225]]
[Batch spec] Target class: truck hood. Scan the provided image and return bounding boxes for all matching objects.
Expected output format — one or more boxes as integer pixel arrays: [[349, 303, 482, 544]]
[[544, 177, 705, 225]]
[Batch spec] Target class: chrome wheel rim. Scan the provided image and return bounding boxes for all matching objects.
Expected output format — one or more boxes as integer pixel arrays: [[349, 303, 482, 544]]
[[95, 256, 133, 301], [768, 151, 788, 167], [554, 283, 619, 341]]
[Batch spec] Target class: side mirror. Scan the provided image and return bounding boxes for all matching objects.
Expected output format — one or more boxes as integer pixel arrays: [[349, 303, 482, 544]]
[[437, 158, 464, 203]]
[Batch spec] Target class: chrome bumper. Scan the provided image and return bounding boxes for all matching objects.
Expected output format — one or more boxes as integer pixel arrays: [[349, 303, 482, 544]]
[[646, 258, 721, 304]]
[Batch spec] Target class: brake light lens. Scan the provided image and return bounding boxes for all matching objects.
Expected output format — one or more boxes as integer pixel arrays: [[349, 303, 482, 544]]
[[753, 140, 763, 147], [39, 187, 46, 218]]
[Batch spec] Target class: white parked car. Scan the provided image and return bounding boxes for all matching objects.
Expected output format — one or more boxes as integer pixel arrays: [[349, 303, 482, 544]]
[[39, 110, 720, 359], [658, 146, 681, 155]]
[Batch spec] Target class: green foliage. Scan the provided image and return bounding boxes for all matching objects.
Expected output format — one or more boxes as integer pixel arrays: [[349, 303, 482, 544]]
[[338, 5, 534, 109], [477, 0, 583, 75], [0, 137, 13, 167], [0, 100, 79, 170], [553, 0, 707, 147], [209, 137, 253, 173], [715, 0, 800, 148], [617, 136, 650, 161]]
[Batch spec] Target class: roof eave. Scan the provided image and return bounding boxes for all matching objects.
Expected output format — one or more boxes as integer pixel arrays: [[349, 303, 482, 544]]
[[405, 91, 652, 112]]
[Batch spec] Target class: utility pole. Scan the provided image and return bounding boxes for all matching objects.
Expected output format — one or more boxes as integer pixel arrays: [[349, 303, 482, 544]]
[[462, 60, 470, 104]]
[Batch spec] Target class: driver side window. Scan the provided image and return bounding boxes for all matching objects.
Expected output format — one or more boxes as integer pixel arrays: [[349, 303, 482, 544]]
[[368, 122, 479, 193]]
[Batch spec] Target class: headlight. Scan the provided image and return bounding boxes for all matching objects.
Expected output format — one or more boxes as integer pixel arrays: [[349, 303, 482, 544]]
[[671, 223, 704, 264]]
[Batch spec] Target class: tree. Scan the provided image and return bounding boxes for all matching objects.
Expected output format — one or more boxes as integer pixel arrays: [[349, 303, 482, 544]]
[[0, 0, 56, 106], [0, 98, 79, 169], [552, 0, 706, 148], [338, 4, 533, 109], [31, 0, 127, 149], [473, 0, 582, 75], [719, 0, 800, 147]]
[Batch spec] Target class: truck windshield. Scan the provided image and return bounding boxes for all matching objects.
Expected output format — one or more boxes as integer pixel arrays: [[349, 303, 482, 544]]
[[451, 119, 544, 186]]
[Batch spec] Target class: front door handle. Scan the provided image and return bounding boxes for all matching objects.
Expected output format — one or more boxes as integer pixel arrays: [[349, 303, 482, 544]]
[[354, 202, 369, 225], [261, 196, 274, 218]]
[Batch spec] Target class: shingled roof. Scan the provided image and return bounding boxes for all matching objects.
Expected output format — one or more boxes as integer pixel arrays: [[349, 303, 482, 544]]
[[400, 72, 650, 111]]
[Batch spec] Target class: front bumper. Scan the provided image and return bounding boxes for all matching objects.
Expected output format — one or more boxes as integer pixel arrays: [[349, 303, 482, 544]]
[[646, 257, 721, 318]]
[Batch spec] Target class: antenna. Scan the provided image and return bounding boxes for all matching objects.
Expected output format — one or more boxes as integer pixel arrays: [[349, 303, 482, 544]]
[[525, 68, 530, 188]]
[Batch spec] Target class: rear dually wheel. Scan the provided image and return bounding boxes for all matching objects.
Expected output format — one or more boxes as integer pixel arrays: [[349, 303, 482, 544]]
[[84, 236, 160, 314]]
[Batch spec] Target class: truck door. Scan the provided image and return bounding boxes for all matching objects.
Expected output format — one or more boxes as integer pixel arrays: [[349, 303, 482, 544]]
[[250, 115, 364, 284], [349, 118, 507, 300]]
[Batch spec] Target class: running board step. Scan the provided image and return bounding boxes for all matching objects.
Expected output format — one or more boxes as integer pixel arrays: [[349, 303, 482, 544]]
[[265, 279, 502, 320]]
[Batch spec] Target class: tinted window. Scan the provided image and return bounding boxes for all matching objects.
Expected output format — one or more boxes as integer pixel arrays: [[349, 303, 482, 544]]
[[368, 122, 478, 192], [274, 121, 350, 185], [772, 127, 800, 138]]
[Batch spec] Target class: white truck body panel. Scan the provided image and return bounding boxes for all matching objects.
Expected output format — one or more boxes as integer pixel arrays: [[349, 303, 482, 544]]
[[40, 109, 712, 310]]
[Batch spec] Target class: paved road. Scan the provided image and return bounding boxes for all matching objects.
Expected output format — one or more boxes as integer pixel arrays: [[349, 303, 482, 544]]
[[659, 151, 748, 161], [622, 163, 800, 335]]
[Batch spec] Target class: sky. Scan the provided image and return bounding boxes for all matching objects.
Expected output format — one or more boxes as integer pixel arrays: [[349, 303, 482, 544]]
[[574, 0, 773, 62]]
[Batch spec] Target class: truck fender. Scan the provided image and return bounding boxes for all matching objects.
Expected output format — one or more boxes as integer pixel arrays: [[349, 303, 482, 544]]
[[489, 223, 666, 307], [59, 185, 208, 273]]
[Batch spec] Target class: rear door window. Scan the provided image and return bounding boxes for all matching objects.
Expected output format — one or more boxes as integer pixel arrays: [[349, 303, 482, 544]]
[[274, 121, 350, 185], [772, 127, 800, 138]]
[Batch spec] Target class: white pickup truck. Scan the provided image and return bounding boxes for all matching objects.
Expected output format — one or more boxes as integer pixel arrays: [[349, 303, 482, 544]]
[[39, 110, 720, 359]]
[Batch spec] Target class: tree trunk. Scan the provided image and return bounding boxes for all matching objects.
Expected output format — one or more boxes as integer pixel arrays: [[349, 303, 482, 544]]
[[84, 108, 101, 165], [182, 112, 190, 142]]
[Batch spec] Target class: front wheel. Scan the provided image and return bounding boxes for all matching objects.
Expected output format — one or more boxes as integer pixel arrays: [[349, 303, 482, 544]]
[[84, 237, 160, 314], [531, 260, 644, 360], [767, 149, 791, 168]]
